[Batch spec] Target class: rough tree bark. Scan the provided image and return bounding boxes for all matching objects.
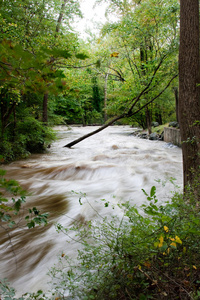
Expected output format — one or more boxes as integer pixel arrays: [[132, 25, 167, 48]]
[[179, 0, 200, 188], [173, 87, 179, 123]]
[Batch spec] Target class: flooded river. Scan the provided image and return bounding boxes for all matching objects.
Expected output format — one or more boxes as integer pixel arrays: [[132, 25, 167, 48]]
[[0, 125, 183, 297]]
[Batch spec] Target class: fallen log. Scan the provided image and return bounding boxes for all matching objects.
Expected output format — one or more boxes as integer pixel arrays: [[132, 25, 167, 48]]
[[64, 113, 125, 148], [64, 72, 177, 148]]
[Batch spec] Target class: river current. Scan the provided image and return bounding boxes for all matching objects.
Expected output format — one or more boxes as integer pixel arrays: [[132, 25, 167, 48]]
[[0, 125, 183, 297]]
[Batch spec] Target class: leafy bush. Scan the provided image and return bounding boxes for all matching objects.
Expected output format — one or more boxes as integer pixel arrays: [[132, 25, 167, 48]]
[[0, 117, 56, 162], [0, 137, 30, 162], [49, 186, 200, 300], [16, 117, 55, 153]]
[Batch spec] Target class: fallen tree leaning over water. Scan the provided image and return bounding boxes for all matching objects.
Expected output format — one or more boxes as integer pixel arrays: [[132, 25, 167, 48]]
[[64, 71, 177, 148]]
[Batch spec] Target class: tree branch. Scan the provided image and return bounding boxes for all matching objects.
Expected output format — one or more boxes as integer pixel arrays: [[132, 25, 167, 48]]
[[64, 72, 177, 148]]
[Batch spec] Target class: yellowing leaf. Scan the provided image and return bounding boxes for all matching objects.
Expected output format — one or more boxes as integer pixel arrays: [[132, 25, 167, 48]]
[[110, 52, 119, 58], [158, 235, 164, 248], [144, 261, 151, 268], [193, 265, 197, 270], [175, 236, 182, 244], [170, 242, 176, 248], [164, 226, 169, 232]]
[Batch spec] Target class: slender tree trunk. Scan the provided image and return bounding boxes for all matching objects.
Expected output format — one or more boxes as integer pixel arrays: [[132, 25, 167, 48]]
[[42, 93, 48, 124], [13, 105, 16, 139], [0, 102, 5, 138], [145, 105, 152, 134], [155, 112, 162, 125], [179, 0, 200, 188], [0, 101, 16, 138], [104, 73, 109, 122]]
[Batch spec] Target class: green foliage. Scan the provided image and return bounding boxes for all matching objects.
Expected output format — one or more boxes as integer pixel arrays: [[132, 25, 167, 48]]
[[16, 116, 56, 153], [53, 69, 104, 125], [0, 279, 48, 300], [49, 183, 200, 299], [0, 0, 84, 160], [0, 179, 200, 299], [25, 207, 48, 229], [97, 0, 179, 127], [0, 170, 48, 230], [0, 169, 26, 228], [0, 116, 55, 162]]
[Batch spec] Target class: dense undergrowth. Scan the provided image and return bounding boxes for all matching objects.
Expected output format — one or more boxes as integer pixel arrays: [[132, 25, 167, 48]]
[[0, 116, 55, 163], [0, 177, 200, 299]]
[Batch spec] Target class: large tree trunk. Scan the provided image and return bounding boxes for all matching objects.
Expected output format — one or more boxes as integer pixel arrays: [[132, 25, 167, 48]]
[[179, 0, 200, 188]]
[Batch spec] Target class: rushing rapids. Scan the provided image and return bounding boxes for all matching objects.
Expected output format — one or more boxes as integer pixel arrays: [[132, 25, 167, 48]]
[[0, 125, 183, 296]]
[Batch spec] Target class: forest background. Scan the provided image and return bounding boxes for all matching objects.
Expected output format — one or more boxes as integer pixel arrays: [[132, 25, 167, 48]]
[[0, 0, 179, 162]]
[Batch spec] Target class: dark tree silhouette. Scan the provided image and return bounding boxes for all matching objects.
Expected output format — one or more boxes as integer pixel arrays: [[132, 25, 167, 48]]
[[179, 0, 200, 188]]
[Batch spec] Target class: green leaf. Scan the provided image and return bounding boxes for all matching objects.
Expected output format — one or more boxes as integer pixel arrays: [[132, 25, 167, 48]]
[[141, 188, 148, 197], [27, 220, 35, 228], [14, 199, 22, 211], [0, 169, 6, 176], [150, 186, 156, 198], [75, 53, 89, 60], [2, 214, 11, 222]]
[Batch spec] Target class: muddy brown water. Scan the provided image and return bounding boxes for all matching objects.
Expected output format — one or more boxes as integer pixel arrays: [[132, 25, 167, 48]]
[[0, 126, 183, 296]]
